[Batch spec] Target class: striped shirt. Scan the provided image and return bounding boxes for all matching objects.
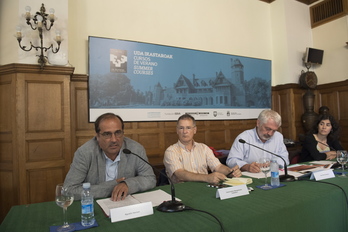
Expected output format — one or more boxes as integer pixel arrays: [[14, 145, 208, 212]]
[[163, 140, 221, 183]]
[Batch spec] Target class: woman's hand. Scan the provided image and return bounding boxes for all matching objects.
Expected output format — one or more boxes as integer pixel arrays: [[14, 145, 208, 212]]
[[326, 151, 336, 160]]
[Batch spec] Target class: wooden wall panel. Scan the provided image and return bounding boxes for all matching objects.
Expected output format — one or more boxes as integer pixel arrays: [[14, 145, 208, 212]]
[[70, 77, 94, 158], [164, 129, 179, 149], [338, 90, 348, 121], [27, 82, 63, 132], [27, 139, 63, 161], [0, 171, 15, 223], [27, 167, 65, 203], [317, 90, 339, 117], [0, 140, 12, 163], [0, 64, 74, 223], [0, 78, 12, 132], [316, 80, 348, 149]]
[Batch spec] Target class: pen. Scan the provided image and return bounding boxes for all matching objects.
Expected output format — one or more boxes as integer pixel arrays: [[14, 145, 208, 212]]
[[219, 170, 235, 185], [226, 170, 234, 178]]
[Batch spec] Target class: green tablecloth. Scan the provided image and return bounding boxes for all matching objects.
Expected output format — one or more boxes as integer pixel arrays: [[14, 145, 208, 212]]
[[1, 176, 348, 232]]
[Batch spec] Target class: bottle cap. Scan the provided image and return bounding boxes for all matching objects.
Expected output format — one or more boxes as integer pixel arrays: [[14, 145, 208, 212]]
[[83, 182, 90, 189]]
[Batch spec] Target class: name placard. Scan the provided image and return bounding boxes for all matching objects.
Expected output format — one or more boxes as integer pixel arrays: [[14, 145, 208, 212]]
[[110, 201, 153, 223], [216, 184, 249, 200], [310, 169, 335, 181]]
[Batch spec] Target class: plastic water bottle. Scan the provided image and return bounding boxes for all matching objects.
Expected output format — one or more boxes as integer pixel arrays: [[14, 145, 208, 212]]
[[81, 182, 95, 226], [270, 160, 280, 187]]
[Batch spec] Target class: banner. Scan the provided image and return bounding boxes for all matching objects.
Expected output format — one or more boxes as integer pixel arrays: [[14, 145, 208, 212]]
[[88, 36, 271, 122]]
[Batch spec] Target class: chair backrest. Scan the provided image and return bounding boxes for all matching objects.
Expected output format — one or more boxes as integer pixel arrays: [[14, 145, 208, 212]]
[[290, 151, 300, 164], [157, 168, 170, 186]]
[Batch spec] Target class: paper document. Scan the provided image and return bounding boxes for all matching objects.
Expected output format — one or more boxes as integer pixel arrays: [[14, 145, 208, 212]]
[[310, 160, 335, 165], [223, 178, 252, 186], [242, 170, 305, 179], [97, 189, 180, 217], [288, 163, 333, 173], [132, 189, 180, 206]]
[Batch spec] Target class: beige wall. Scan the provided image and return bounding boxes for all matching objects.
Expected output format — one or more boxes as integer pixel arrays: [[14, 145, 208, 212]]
[[68, 0, 274, 75], [1, 0, 347, 86], [312, 16, 348, 85]]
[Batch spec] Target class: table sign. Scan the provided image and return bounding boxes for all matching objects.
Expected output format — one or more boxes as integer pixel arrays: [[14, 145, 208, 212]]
[[216, 184, 249, 200], [110, 201, 153, 223], [310, 169, 335, 181]]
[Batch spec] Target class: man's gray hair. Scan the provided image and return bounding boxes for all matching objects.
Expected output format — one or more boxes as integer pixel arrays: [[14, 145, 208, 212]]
[[258, 109, 282, 127]]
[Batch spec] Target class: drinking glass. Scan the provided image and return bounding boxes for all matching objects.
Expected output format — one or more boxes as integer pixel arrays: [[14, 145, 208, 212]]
[[336, 150, 348, 177], [55, 183, 75, 232], [258, 157, 272, 189]]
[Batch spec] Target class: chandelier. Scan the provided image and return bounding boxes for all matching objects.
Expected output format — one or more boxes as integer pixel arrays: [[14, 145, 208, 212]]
[[15, 3, 62, 69]]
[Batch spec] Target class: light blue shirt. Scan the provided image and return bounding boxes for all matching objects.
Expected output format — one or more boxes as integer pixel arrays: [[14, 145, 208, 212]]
[[105, 152, 121, 181], [226, 128, 289, 169]]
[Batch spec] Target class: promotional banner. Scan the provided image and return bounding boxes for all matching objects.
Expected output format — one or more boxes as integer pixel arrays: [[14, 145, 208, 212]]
[[88, 36, 271, 122]]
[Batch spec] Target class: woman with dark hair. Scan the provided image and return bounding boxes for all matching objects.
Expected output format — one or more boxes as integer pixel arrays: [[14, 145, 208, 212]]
[[300, 114, 344, 162]]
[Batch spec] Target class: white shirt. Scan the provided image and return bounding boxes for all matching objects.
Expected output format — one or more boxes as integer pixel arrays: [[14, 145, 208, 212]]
[[105, 152, 121, 181], [226, 128, 289, 169]]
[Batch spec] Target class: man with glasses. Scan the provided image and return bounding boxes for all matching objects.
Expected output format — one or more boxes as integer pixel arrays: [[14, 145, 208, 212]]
[[226, 109, 289, 173], [163, 114, 241, 184], [64, 113, 156, 201]]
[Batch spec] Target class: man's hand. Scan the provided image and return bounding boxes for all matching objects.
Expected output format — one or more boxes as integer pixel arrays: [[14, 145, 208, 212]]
[[242, 162, 260, 173], [111, 178, 128, 201], [206, 172, 227, 184], [230, 165, 242, 177]]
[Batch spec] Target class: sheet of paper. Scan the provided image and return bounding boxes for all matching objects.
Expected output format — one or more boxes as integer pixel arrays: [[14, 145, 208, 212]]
[[224, 178, 252, 186], [96, 189, 181, 217], [132, 189, 180, 207], [242, 171, 270, 179], [242, 170, 304, 178], [96, 195, 140, 217], [310, 160, 335, 165]]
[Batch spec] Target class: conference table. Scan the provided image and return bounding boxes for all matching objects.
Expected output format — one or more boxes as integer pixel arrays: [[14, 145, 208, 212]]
[[1, 171, 348, 232]]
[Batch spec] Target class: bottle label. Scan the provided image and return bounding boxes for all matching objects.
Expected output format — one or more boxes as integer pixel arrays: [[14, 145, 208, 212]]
[[271, 171, 279, 178], [82, 204, 93, 214]]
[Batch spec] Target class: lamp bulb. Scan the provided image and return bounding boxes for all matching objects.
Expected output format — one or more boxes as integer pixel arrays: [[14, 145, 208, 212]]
[[49, 8, 55, 14], [37, 15, 43, 22], [25, 6, 31, 12]]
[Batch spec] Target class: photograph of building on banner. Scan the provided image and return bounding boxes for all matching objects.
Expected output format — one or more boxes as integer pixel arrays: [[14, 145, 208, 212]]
[[88, 36, 271, 122]]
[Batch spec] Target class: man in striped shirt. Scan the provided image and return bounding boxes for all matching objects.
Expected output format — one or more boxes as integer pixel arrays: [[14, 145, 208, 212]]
[[163, 114, 241, 184]]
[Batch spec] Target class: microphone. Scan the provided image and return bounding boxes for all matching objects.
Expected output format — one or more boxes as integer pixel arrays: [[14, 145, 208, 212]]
[[122, 148, 186, 212], [238, 139, 295, 182]]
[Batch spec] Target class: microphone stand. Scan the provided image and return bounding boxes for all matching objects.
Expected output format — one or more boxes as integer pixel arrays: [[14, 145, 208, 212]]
[[239, 139, 295, 182], [123, 149, 186, 212]]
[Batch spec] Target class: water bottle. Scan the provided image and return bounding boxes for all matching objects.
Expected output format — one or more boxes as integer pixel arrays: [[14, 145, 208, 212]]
[[270, 160, 280, 187], [81, 182, 95, 226]]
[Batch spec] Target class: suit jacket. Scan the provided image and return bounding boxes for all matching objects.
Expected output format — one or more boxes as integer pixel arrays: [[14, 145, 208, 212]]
[[64, 137, 156, 200]]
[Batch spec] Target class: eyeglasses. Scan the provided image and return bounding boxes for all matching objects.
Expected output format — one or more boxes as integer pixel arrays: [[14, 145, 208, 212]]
[[177, 126, 195, 131], [99, 130, 124, 139]]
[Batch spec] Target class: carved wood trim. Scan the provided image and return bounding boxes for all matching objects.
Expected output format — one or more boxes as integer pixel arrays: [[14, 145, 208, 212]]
[[0, 63, 75, 76]]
